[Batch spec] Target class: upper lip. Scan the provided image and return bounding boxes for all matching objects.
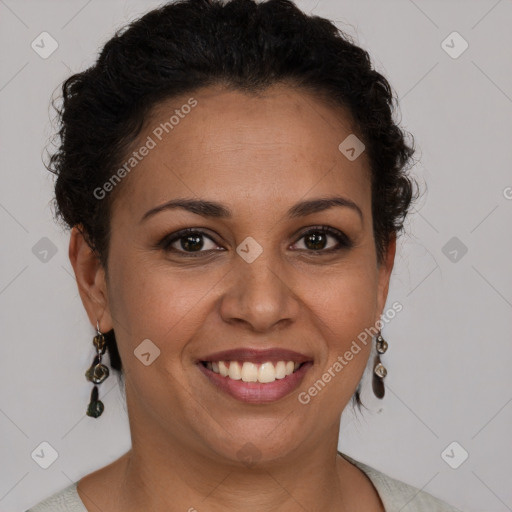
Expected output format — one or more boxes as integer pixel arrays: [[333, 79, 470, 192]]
[[197, 348, 313, 365]]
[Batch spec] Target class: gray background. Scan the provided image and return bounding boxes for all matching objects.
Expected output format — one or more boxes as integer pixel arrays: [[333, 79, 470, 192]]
[[1, 1, 511, 511]]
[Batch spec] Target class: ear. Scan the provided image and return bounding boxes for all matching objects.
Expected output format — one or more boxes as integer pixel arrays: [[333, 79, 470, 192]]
[[68, 225, 113, 332], [375, 232, 397, 324]]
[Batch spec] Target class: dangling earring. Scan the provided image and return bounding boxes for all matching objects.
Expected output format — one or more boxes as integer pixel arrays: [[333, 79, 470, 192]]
[[372, 330, 388, 399], [85, 321, 110, 418]]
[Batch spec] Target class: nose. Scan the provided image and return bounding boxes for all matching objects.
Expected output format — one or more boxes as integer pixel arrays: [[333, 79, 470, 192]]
[[219, 255, 301, 333]]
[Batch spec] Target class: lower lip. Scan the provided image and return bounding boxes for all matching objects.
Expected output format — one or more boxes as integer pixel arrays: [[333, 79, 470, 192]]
[[197, 362, 313, 403]]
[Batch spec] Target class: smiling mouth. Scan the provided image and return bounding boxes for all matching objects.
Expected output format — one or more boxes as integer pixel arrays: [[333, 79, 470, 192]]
[[200, 360, 304, 384]]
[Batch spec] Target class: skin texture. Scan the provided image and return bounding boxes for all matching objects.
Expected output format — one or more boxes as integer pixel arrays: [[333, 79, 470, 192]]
[[69, 83, 394, 512]]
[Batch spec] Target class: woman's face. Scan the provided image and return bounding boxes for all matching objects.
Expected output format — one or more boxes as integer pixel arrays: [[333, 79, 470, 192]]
[[75, 83, 395, 463]]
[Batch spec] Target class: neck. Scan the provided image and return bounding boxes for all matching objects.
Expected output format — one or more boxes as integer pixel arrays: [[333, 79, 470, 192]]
[[114, 426, 353, 512]]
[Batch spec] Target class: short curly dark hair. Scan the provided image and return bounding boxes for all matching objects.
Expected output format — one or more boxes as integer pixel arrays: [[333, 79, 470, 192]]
[[46, 0, 418, 411]]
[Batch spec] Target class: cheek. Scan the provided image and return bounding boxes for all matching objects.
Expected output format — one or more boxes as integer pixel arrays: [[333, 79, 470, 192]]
[[307, 261, 378, 369], [293, 268, 378, 417], [106, 253, 223, 348], [308, 258, 379, 324]]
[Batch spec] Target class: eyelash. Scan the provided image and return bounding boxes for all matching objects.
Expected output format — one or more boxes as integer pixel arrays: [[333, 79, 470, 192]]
[[156, 226, 352, 258]]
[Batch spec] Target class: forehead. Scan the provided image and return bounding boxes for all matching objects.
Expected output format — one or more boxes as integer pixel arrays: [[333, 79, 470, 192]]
[[112, 83, 371, 221]]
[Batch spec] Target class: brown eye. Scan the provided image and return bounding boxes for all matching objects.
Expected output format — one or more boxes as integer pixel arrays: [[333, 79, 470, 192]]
[[180, 233, 205, 252], [304, 232, 328, 250], [158, 229, 221, 256], [293, 226, 352, 253]]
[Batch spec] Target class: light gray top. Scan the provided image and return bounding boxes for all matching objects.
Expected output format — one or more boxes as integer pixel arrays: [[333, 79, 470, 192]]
[[26, 451, 461, 511]]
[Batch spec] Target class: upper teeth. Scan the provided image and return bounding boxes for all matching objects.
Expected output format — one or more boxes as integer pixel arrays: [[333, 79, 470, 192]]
[[204, 361, 301, 383]]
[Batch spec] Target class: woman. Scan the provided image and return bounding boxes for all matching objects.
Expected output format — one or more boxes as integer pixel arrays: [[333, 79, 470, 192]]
[[27, 0, 461, 510]]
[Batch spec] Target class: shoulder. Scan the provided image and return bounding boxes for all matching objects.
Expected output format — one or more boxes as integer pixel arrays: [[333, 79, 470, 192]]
[[339, 451, 462, 512], [25, 482, 88, 512]]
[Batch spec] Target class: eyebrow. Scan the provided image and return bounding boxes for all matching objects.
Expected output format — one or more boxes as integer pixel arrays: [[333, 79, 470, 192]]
[[140, 196, 363, 223]]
